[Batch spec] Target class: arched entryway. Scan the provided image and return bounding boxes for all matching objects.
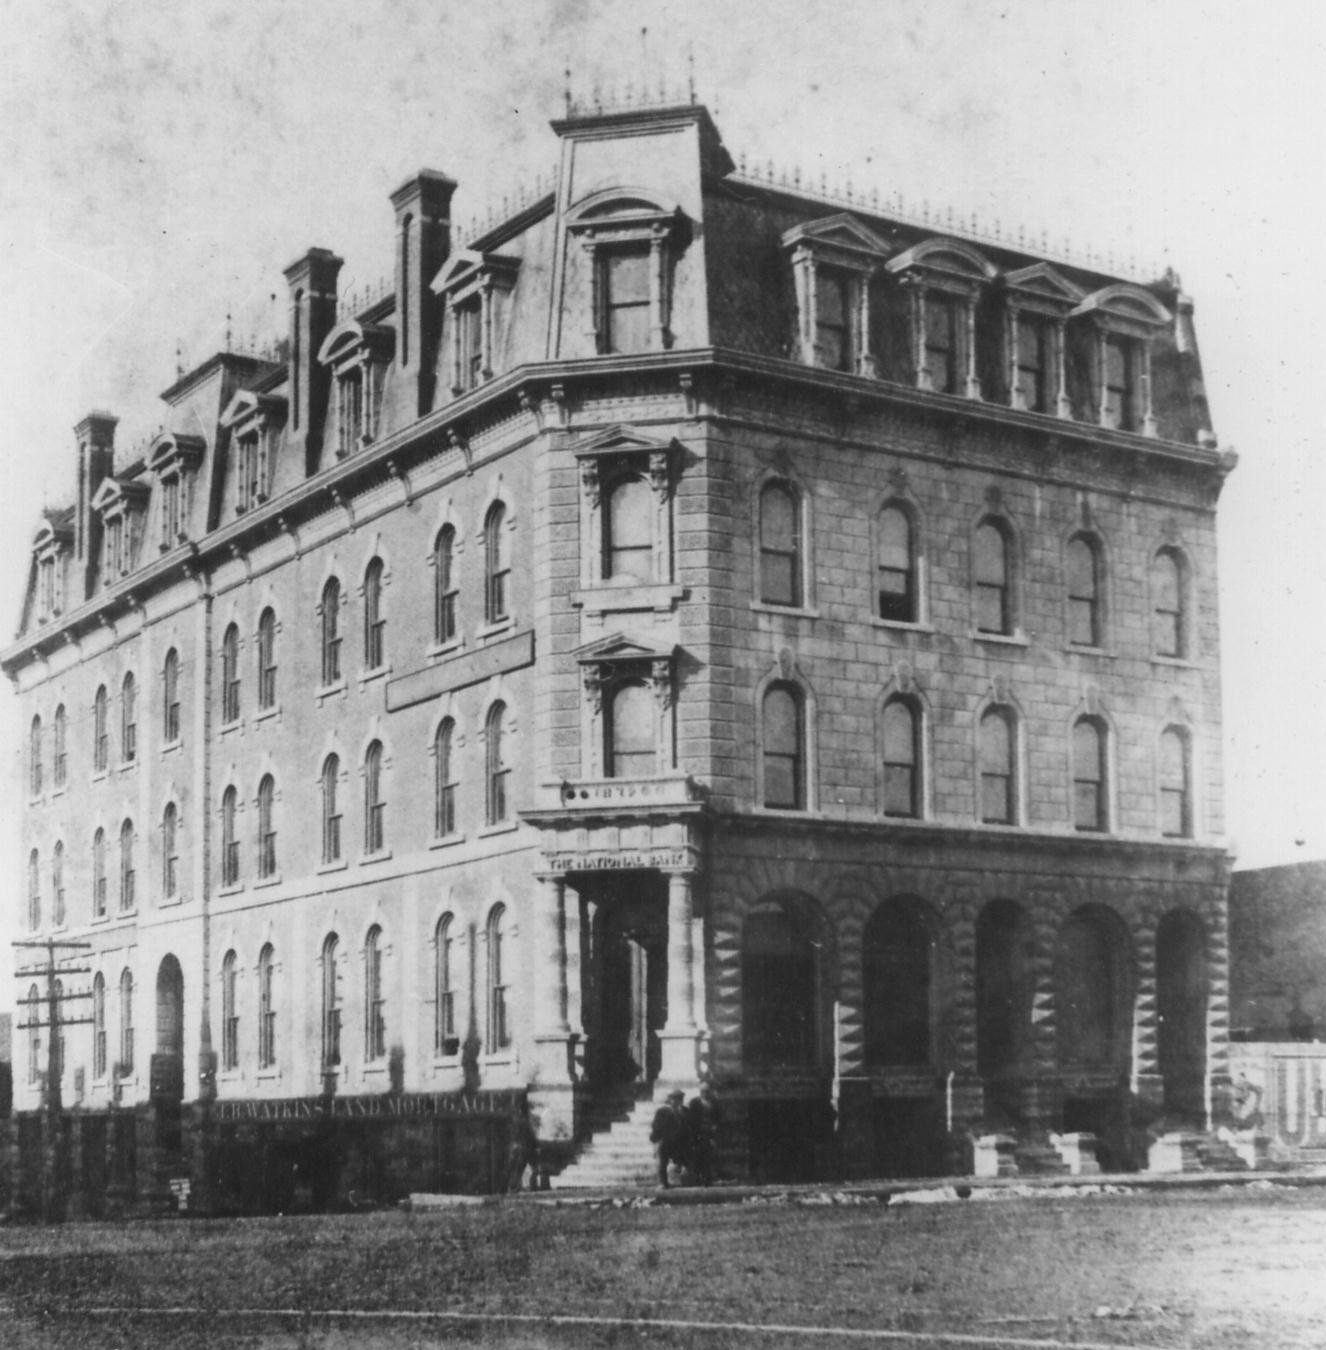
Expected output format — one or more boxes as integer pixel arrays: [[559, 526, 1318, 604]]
[[153, 954, 185, 1150], [976, 900, 1035, 1124], [1156, 908, 1209, 1122]]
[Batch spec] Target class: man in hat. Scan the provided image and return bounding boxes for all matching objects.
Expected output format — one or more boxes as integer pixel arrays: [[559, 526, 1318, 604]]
[[649, 1089, 689, 1188]]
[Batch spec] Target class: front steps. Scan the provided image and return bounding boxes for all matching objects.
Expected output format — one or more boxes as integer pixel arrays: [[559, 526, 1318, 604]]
[[553, 1090, 665, 1190]]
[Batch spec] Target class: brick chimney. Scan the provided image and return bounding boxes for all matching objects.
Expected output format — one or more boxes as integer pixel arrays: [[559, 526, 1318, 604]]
[[73, 411, 116, 600], [389, 171, 456, 425], [283, 248, 343, 476]]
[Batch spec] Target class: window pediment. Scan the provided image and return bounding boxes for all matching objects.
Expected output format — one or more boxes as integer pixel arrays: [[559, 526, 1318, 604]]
[[219, 394, 285, 440], [565, 187, 686, 242], [574, 633, 675, 667], [575, 633, 677, 718], [432, 247, 521, 303], [886, 236, 998, 290], [318, 319, 394, 373], [1071, 284, 1172, 336], [91, 475, 149, 518], [571, 423, 678, 464], [781, 213, 893, 272], [33, 512, 73, 554], [1002, 262, 1084, 314]]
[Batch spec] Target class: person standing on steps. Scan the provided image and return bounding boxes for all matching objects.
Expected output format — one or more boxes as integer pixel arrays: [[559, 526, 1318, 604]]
[[686, 1084, 720, 1186], [650, 1089, 688, 1188]]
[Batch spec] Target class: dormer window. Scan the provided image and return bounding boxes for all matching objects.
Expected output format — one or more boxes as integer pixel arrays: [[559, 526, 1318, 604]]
[[1069, 284, 1172, 437], [886, 237, 998, 399], [317, 321, 393, 457], [433, 247, 521, 395], [91, 476, 149, 582], [782, 214, 891, 376], [148, 432, 205, 546], [32, 517, 71, 623], [566, 191, 688, 357], [1000, 263, 1082, 419]]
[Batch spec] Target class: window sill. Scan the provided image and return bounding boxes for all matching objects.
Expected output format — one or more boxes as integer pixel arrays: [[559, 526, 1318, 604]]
[[254, 704, 281, 725], [317, 680, 348, 702], [253, 873, 283, 890], [117, 906, 137, 920], [477, 821, 519, 839], [476, 616, 515, 642], [316, 858, 348, 875], [575, 582, 687, 615], [483, 1053, 515, 1068], [1151, 654, 1198, 670], [359, 849, 393, 866], [970, 630, 1029, 648], [429, 833, 466, 851], [1066, 644, 1116, 659], [160, 740, 182, 757], [870, 617, 934, 635], [91, 912, 109, 925], [119, 758, 138, 774], [91, 771, 109, 785], [358, 664, 392, 687], [361, 1063, 389, 1081], [159, 891, 183, 908], [256, 1067, 282, 1083], [426, 638, 465, 662], [52, 782, 68, 797], [750, 601, 820, 620], [219, 719, 244, 736], [751, 805, 814, 820], [217, 882, 245, 898]]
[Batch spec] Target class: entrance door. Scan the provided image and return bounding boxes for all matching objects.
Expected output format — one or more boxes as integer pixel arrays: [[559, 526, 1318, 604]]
[[1156, 909, 1208, 1122], [593, 881, 667, 1090]]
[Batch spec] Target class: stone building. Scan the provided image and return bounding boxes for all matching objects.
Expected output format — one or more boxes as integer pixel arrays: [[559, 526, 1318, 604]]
[[4, 96, 1235, 1210]]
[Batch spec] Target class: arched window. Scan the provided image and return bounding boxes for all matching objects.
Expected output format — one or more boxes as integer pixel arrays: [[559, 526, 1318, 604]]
[[221, 786, 239, 886], [258, 944, 276, 1069], [761, 683, 805, 810], [1159, 727, 1192, 838], [882, 696, 920, 818], [119, 967, 135, 1073], [434, 526, 457, 645], [321, 577, 342, 685], [162, 803, 179, 898], [1067, 535, 1102, 647], [53, 704, 67, 787], [29, 715, 42, 796], [321, 934, 340, 1070], [27, 848, 40, 931], [363, 557, 385, 669], [484, 502, 509, 624], [221, 623, 240, 723], [364, 926, 385, 1062], [974, 520, 1012, 635], [485, 703, 508, 825], [92, 972, 107, 1079], [119, 819, 135, 911], [257, 608, 277, 709], [759, 482, 802, 607], [51, 841, 65, 927], [321, 754, 342, 863], [877, 505, 916, 623], [603, 475, 653, 583], [257, 774, 277, 878], [221, 950, 238, 1071], [92, 827, 107, 918], [606, 680, 655, 778], [979, 708, 1016, 824], [487, 905, 510, 1051], [1072, 717, 1108, 832], [363, 741, 385, 854], [162, 649, 180, 743], [27, 983, 41, 1084], [1152, 547, 1188, 658], [121, 672, 137, 762], [864, 899, 937, 1067], [742, 898, 822, 1070], [93, 685, 109, 773], [434, 721, 457, 837], [435, 915, 456, 1054]]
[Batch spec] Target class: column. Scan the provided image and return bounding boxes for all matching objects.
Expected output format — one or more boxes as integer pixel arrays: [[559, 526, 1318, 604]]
[[1140, 339, 1158, 437], [963, 291, 982, 399], [657, 870, 701, 1086], [530, 873, 575, 1142]]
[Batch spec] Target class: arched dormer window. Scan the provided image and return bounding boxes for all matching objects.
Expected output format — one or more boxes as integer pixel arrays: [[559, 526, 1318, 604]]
[[886, 237, 998, 399], [318, 321, 393, 457], [432, 247, 521, 393], [759, 480, 804, 608], [565, 189, 688, 357], [148, 431, 206, 542], [1000, 262, 1083, 418], [1068, 284, 1171, 436]]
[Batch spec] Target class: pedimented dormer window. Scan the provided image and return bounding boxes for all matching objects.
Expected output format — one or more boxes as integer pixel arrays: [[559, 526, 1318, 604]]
[[572, 424, 677, 594], [1068, 285, 1172, 436], [91, 476, 149, 581], [220, 395, 284, 515], [567, 190, 689, 355], [432, 248, 520, 395], [1000, 263, 1084, 418], [782, 214, 892, 375], [318, 320, 393, 459], [575, 633, 677, 779], [147, 431, 205, 546], [886, 237, 998, 399], [32, 514, 72, 623]]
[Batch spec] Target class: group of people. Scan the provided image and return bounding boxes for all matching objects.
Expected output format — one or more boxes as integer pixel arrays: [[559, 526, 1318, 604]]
[[650, 1085, 721, 1188]]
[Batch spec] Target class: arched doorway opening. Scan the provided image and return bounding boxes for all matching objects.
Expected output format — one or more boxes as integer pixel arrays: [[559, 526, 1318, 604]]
[[152, 954, 185, 1150], [1156, 909, 1209, 1122], [976, 900, 1035, 1125]]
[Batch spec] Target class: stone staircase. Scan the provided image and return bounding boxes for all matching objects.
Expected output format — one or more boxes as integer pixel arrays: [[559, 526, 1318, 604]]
[[553, 1089, 663, 1190]]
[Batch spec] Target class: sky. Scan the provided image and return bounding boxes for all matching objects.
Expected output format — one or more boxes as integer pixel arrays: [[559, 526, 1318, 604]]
[[1, 0, 1323, 999]]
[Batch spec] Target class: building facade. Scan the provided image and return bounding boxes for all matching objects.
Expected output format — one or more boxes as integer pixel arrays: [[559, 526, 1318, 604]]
[[5, 99, 1235, 1209]]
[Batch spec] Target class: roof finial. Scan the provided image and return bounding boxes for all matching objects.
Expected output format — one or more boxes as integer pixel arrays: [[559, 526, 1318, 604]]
[[175, 341, 184, 378], [563, 69, 572, 117], [225, 311, 233, 352], [688, 46, 695, 104]]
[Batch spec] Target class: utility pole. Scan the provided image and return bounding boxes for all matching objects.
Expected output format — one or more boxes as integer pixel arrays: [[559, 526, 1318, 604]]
[[14, 938, 93, 1222]]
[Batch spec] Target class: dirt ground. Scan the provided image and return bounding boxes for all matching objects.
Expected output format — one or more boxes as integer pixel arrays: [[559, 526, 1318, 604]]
[[1, 1182, 1325, 1348]]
